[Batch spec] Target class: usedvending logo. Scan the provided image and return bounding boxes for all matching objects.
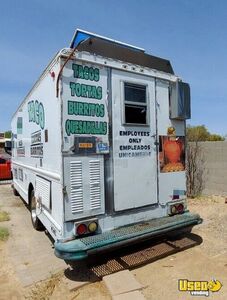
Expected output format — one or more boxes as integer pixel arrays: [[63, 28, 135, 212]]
[[178, 279, 222, 297]]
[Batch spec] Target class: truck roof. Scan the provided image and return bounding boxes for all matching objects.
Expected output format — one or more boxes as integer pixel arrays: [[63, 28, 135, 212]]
[[12, 30, 175, 119], [71, 29, 174, 74], [76, 37, 174, 75]]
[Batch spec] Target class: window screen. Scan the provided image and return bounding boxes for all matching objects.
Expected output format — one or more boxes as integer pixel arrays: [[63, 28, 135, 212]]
[[124, 83, 147, 125]]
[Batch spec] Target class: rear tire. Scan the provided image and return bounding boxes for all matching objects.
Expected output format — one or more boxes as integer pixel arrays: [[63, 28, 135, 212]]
[[13, 186, 19, 196], [30, 189, 44, 231]]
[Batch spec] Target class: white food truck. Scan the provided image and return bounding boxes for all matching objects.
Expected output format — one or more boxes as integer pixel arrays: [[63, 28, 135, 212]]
[[11, 29, 202, 260]]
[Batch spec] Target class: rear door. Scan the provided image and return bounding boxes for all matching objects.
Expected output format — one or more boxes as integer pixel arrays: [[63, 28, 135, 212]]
[[112, 70, 157, 211]]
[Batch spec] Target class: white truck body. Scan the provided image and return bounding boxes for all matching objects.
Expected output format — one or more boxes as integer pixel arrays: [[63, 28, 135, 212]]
[[11, 30, 201, 260]]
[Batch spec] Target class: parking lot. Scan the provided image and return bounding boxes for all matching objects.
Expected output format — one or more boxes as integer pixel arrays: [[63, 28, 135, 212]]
[[0, 184, 227, 299]]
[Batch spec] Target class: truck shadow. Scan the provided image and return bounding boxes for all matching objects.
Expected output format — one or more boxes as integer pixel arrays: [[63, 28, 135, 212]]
[[63, 232, 203, 282]]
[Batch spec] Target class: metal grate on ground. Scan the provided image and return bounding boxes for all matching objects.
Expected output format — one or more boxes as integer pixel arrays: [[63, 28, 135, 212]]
[[88, 233, 200, 278]]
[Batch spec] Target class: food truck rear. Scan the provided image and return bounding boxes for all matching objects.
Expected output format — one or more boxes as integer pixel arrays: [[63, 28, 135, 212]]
[[11, 30, 202, 260]]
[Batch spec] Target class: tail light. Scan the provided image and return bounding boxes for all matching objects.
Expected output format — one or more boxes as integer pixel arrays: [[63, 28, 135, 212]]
[[76, 223, 87, 235], [176, 203, 184, 213], [170, 202, 185, 215], [88, 222, 98, 233], [171, 205, 177, 214], [75, 219, 98, 236]]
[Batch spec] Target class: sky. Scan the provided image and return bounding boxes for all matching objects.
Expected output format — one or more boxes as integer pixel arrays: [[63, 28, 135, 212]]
[[1, 0, 227, 135]]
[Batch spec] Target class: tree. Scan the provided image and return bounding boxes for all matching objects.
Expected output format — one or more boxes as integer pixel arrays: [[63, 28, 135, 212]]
[[186, 125, 224, 197], [186, 141, 205, 198], [186, 125, 224, 142], [187, 125, 209, 142], [208, 134, 224, 141], [4, 131, 11, 138]]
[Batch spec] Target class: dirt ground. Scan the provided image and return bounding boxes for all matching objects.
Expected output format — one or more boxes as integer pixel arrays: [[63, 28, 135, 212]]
[[133, 196, 227, 299], [0, 186, 227, 299]]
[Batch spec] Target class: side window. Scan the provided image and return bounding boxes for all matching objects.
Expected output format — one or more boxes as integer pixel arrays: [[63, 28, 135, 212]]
[[18, 168, 23, 181], [14, 168, 18, 179], [17, 117, 23, 134], [124, 82, 148, 125]]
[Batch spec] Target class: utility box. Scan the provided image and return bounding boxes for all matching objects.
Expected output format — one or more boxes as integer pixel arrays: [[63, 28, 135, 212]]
[[170, 81, 191, 120]]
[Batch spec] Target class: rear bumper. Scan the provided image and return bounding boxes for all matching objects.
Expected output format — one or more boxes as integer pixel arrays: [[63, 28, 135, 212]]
[[55, 212, 202, 260]]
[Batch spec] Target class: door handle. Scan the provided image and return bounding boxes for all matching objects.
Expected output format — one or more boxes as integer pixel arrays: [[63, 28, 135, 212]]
[[151, 133, 159, 146]]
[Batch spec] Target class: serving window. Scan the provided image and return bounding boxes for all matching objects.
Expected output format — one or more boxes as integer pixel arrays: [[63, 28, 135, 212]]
[[124, 82, 148, 125]]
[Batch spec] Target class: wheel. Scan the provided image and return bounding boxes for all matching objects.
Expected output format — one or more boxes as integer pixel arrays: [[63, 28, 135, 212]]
[[30, 190, 44, 231], [13, 186, 19, 196]]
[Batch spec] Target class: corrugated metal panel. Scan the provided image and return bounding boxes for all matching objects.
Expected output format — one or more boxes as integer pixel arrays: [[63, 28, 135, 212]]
[[70, 161, 83, 213], [89, 160, 101, 210], [36, 176, 50, 209]]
